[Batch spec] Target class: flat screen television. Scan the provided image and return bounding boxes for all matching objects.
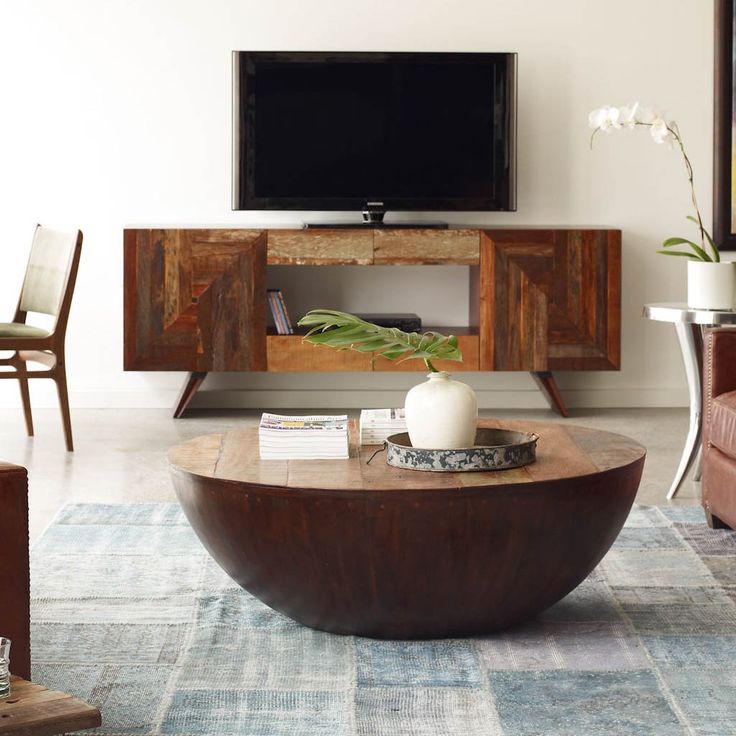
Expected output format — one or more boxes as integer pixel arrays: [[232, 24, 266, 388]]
[[232, 51, 517, 222]]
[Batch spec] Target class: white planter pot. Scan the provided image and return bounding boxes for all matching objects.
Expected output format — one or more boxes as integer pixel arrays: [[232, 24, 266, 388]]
[[404, 371, 478, 449], [687, 261, 736, 310]]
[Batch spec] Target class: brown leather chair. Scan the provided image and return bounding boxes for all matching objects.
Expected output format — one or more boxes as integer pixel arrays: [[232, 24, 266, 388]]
[[702, 328, 736, 530], [0, 462, 31, 679]]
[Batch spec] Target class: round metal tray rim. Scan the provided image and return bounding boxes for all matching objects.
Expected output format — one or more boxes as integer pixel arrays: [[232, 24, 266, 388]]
[[384, 428, 539, 473], [384, 430, 539, 451]]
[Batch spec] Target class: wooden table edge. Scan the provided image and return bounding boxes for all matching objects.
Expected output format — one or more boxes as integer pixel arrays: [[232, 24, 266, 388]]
[[0, 677, 101, 736], [167, 419, 646, 495], [168, 453, 647, 499]]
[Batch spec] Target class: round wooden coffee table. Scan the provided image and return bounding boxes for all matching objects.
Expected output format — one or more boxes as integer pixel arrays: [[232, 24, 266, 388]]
[[168, 419, 645, 639]]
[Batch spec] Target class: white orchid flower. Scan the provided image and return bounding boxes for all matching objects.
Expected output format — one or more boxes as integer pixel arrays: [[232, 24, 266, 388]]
[[619, 102, 639, 129], [588, 106, 621, 132], [650, 117, 671, 144], [637, 106, 657, 124], [587, 101, 718, 262], [588, 107, 606, 128]]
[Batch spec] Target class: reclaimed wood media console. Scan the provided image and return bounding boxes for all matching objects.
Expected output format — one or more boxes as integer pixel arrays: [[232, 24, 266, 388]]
[[124, 227, 621, 417]]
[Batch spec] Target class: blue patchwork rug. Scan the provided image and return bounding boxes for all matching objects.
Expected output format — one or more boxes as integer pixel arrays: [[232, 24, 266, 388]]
[[30, 503, 736, 736]]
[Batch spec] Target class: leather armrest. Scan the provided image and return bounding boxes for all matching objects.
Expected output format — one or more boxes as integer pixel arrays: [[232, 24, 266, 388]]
[[0, 463, 31, 679], [705, 329, 736, 399], [704, 329, 736, 452]]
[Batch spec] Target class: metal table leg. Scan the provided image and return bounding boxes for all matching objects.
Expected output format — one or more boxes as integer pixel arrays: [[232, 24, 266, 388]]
[[693, 446, 703, 483], [667, 323, 704, 500]]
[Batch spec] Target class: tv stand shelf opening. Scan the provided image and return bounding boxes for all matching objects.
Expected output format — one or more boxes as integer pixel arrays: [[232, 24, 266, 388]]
[[266, 262, 475, 358], [123, 227, 621, 417]]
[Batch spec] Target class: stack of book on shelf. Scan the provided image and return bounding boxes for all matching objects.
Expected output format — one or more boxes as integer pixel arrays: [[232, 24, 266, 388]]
[[359, 408, 407, 445], [259, 413, 349, 459], [268, 289, 293, 334]]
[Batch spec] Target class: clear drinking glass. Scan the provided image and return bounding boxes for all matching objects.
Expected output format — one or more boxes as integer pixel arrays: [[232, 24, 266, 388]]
[[0, 638, 10, 699]]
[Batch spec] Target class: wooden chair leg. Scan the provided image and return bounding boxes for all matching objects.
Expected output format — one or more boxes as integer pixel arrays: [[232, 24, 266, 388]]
[[54, 366, 74, 452], [16, 360, 33, 437]]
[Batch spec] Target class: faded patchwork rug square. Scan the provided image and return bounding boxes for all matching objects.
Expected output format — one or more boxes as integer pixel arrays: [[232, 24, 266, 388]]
[[30, 503, 736, 735]]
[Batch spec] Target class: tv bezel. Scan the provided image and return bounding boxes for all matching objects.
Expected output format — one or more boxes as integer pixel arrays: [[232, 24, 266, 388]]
[[232, 51, 517, 214]]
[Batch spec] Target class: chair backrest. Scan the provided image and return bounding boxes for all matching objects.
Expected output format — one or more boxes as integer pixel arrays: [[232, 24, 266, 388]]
[[18, 226, 82, 323]]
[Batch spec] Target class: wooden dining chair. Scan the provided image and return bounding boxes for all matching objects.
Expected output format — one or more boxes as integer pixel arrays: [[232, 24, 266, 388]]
[[0, 225, 83, 451]]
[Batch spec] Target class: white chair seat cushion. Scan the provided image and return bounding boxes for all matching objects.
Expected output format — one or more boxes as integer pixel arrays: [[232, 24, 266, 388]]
[[0, 322, 50, 338]]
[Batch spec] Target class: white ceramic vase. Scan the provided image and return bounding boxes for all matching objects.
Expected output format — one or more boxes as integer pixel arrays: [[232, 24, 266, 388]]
[[404, 371, 478, 449], [687, 261, 736, 310]]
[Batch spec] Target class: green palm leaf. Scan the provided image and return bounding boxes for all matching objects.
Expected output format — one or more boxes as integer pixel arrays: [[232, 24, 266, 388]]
[[297, 309, 463, 372]]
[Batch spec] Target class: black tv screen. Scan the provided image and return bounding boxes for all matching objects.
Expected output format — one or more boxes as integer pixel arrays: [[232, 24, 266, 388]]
[[233, 52, 516, 215]]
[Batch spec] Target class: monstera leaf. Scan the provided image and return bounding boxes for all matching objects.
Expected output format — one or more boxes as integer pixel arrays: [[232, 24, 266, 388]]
[[297, 309, 463, 372]]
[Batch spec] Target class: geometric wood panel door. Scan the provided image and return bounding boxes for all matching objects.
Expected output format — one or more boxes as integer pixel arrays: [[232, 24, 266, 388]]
[[124, 229, 267, 371], [479, 229, 621, 372]]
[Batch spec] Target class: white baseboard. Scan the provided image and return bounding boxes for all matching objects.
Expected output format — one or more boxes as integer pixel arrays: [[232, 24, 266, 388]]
[[187, 387, 688, 410], [0, 387, 689, 410]]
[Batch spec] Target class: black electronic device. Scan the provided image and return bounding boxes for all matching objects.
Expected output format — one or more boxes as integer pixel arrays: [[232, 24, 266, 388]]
[[355, 313, 423, 332], [233, 51, 517, 223]]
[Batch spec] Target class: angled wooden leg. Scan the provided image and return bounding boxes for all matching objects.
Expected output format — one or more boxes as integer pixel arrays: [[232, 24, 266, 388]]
[[15, 357, 34, 437], [530, 371, 569, 418], [173, 371, 207, 418], [54, 365, 74, 452]]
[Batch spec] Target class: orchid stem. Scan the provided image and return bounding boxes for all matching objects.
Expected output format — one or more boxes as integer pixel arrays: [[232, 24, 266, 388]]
[[635, 122, 718, 262]]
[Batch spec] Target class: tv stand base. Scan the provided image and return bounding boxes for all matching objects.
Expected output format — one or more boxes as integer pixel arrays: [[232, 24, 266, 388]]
[[303, 221, 449, 230], [171, 370, 570, 418]]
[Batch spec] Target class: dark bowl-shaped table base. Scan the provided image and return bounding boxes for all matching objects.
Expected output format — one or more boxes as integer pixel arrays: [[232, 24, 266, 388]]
[[168, 419, 645, 639]]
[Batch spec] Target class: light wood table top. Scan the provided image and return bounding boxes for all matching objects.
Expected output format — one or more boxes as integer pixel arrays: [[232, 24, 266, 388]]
[[0, 677, 101, 736], [168, 418, 646, 492]]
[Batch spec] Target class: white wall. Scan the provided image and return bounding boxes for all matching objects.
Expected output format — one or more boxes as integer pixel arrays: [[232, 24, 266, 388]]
[[0, 0, 713, 410]]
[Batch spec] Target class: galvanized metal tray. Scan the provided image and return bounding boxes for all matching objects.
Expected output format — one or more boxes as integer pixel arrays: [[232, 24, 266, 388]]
[[383, 428, 539, 472]]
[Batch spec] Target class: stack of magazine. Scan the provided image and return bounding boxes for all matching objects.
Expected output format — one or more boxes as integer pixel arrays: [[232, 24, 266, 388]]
[[359, 408, 407, 445], [259, 413, 349, 459]]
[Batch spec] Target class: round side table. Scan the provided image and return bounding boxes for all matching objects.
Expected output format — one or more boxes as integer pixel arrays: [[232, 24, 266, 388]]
[[643, 302, 736, 499]]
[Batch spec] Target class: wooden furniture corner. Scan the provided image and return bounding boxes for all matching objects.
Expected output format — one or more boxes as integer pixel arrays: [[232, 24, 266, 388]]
[[0, 463, 30, 681], [0, 678, 101, 736]]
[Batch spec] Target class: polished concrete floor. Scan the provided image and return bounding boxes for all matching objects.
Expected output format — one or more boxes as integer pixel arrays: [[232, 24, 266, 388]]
[[0, 407, 700, 544]]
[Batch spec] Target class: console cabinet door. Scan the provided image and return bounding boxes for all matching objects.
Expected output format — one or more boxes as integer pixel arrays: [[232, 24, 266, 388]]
[[124, 229, 267, 371], [479, 229, 621, 372]]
